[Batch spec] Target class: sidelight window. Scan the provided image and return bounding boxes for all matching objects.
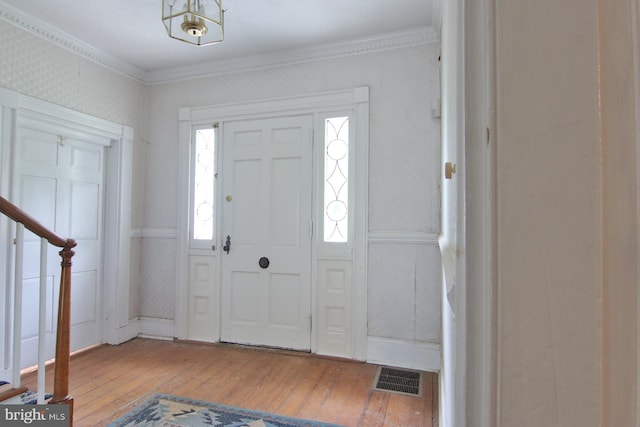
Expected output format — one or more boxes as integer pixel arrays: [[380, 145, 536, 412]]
[[323, 116, 349, 243], [191, 126, 217, 247]]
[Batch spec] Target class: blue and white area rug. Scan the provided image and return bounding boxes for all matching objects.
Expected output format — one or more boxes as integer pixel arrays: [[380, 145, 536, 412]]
[[0, 381, 52, 404], [108, 394, 345, 427]]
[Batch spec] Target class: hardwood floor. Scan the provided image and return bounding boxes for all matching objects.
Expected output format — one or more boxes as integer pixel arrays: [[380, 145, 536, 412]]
[[21, 338, 438, 426]]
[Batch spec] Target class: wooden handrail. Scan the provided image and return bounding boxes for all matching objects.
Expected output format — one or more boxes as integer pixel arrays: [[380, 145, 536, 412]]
[[0, 195, 75, 422], [0, 196, 76, 249]]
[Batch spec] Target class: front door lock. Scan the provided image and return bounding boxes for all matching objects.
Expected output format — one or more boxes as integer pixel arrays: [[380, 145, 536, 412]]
[[223, 235, 231, 254]]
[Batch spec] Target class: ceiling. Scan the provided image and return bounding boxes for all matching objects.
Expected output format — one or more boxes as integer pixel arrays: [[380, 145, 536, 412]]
[[0, 0, 442, 83]]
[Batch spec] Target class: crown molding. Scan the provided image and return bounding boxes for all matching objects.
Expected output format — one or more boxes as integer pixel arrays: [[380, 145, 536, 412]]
[[0, 0, 438, 85], [0, 1, 148, 82], [146, 26, 439, 85]]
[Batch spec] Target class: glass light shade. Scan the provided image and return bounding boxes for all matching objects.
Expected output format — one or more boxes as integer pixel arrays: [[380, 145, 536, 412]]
[[162, 0, 224, 46]]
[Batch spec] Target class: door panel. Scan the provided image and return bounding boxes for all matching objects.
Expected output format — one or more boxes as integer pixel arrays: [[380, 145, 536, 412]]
[[14, 126, 105, 367], [269, 273, 302, 327], [230, 271, 260, 324], [233, 159, 261, 246], [221, 115, 313, 350], [271, 157, 302, 247]]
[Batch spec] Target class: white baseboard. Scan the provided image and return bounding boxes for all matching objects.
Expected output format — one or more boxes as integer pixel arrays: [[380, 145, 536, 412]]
[[137, 317, 176, 340], [367, 336, 440, 372], [104, 320, 140, 345]]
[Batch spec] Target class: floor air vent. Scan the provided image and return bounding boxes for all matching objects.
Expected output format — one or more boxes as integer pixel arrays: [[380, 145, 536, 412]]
[[372, 366, 422, 396]]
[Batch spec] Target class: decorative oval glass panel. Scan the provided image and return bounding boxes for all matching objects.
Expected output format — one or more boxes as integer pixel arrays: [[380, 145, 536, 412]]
[[323, 117, 349, 243]]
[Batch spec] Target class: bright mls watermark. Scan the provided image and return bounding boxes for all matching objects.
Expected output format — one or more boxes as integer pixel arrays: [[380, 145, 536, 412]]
[[1, 405, 69, 426]]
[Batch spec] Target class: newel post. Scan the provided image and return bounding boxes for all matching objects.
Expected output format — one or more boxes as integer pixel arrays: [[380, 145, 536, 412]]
[[49, 243, 76, 422]]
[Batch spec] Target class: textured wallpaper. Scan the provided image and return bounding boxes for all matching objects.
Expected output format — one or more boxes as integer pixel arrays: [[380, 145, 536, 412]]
[[146, 45, 441, 231], [0, 20, 149, 320], [368, 242, 442, 342], [0, 21, 147, 130]]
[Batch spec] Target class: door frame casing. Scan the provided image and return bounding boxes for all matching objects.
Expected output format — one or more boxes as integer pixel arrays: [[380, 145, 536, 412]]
[[176, 87, 370, 360], [633, 0, 640, 423], [0, 88, 133, 380]]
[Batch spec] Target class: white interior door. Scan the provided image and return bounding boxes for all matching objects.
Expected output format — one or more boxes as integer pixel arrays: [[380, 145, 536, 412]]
[[14, 126, 104, 368], [221, 115, 313, 350]]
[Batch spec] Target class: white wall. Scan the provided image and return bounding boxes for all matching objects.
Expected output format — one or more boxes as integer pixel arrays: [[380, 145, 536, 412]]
[[493, 0, 638, 425], [143, 44, 443, 352], [496, 0, 602, 423]]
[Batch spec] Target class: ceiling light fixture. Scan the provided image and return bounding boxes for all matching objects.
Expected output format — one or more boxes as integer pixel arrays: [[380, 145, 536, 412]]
[[162, 0, 224, 46]]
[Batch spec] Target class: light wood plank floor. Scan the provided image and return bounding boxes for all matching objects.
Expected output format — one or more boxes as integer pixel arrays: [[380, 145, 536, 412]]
[[21, 338, 438, 426]]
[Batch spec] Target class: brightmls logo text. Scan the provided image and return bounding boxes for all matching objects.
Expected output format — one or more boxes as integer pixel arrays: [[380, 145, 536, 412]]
[[1, 405, 69, 426], [5, 407, 46, 423]]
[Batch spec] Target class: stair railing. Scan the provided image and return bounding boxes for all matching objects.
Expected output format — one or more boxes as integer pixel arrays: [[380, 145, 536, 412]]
[[0, 196, 75, 417]]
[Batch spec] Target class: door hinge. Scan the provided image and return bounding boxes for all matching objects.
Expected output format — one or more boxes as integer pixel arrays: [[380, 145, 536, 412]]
[[309, 315, 312, 331], [309, 220, 313, 238]]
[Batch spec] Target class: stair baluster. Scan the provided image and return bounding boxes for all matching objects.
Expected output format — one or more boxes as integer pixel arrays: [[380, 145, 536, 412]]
[[0, 196, 76, 422]]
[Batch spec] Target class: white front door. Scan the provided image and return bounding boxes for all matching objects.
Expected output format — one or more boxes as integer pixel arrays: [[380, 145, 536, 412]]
[[14, 126, 104, 368], [220, 115, 313, 350]]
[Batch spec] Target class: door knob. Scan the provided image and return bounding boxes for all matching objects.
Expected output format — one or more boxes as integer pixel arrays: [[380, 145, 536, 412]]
[[258, 257, 270, 269], [223, 235, 231, 254]]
